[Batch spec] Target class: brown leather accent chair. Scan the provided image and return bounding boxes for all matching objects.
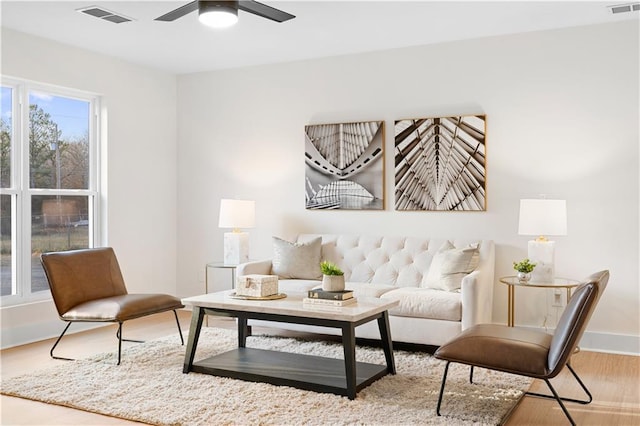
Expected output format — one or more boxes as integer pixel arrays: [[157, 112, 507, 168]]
[[41, 247, 185, 365], [434, 270, 609, 426]]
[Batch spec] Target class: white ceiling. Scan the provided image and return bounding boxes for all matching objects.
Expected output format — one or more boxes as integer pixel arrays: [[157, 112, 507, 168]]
[[1, 1, 637, 74]]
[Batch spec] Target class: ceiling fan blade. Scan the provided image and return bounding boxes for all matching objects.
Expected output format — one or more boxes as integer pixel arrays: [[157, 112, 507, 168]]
[[238, 0, 295, 22], [155, 1, 199, 22]]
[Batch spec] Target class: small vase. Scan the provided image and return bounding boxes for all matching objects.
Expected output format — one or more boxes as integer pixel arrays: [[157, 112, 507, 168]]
[[322, 274, 345, 291], [517, 272, 531, 283]]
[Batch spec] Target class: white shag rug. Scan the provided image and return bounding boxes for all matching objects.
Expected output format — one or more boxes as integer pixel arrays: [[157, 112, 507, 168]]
[[1, 328, 531, 425]]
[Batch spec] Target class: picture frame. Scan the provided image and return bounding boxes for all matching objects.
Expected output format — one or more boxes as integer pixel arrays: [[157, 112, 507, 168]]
[[305, 121, 384, 210], [394, 115, 486, 211]]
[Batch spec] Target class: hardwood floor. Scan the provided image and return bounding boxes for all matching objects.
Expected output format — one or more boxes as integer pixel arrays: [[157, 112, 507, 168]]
[[1, 310, 638, 425], [505, 350, 639, 425]]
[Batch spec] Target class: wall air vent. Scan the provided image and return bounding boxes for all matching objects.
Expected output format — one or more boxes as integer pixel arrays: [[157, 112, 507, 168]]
[[608, 2, 640, 14], [77, 6, 134, 23]]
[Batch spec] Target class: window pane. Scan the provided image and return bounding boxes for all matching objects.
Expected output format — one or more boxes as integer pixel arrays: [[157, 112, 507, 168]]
[[1, 86, 12, 188], [29, 92, 89, 189], [1, 194, 14, 296], [31, 195, 90, 293]]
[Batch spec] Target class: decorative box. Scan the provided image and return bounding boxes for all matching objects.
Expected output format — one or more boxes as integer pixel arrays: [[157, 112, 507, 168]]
[[236, 274, 279, 297]]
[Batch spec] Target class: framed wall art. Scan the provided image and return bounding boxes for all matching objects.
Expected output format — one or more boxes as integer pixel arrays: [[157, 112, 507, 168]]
[[305, 121, 384, 210], [394, 115, 486, 211]]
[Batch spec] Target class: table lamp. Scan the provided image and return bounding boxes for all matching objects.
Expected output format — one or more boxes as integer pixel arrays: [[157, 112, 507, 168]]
[[518, 199, 567, 283], [218, 199, 255, 265]]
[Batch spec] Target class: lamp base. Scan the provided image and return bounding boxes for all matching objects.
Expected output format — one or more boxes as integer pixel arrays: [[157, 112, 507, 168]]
[[223, 232, 249, 265], [528, 240, 555, 283]]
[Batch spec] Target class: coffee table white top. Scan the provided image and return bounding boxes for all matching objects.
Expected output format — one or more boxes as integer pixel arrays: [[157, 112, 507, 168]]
[[182, 290, 399, 322]]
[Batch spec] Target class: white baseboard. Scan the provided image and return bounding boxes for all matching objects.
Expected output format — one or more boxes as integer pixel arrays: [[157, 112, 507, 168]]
[[1, 320, 107, 350], [578, 330, 640, 355]]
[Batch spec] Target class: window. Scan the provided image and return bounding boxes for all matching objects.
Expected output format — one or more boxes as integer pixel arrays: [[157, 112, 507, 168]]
[[0, 78, 100, 304]]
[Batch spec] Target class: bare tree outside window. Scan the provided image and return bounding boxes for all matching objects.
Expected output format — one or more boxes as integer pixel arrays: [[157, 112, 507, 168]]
[[1, 83, 97, 300]]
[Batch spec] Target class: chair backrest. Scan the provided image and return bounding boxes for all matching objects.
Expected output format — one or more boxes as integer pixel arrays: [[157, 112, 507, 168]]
[[548, 270, 609, 375], [41, 247, 128, 317]]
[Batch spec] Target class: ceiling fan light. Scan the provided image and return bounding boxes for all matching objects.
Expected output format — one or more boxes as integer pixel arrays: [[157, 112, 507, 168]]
[[198, 1, 238, 28]]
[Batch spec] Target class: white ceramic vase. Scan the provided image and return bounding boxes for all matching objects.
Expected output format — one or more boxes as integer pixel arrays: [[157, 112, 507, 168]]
[[322, 274, 345, 291]]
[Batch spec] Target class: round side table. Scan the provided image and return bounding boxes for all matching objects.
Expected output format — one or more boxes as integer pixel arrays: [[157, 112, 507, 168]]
[[499, 276, 581, 327]]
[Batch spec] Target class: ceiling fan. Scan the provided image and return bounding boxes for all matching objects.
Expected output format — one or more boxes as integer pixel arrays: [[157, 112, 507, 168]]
[[155, 1, 295, 28]]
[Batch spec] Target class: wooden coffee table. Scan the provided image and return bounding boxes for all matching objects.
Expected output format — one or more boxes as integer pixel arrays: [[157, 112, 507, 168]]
[[181, 291, 399, 400]]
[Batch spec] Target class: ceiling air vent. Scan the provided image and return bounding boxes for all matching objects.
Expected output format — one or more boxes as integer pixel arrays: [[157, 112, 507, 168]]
[[608, 2, 640, 13], [77, 6, 134, 24]]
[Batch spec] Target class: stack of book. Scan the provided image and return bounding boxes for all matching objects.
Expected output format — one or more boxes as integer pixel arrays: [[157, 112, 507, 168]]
[[303, 289, 356, 307]]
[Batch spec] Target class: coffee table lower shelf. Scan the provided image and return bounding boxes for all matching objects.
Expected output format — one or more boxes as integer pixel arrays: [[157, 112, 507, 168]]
[[191, 347, 389, 397]]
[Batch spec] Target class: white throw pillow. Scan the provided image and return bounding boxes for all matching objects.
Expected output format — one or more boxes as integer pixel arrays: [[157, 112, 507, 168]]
[[424, 241, 480, 291], [272, 237, 322, 280]]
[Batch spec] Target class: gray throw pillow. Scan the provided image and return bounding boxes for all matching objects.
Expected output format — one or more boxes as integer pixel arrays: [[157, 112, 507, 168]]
[[272, 236, 322, 280]]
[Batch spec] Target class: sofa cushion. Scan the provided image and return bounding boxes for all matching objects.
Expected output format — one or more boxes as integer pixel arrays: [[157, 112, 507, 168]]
[[381, 287, 462, 321], [423, 241, 480, 291], [272, 237, 322, 280]]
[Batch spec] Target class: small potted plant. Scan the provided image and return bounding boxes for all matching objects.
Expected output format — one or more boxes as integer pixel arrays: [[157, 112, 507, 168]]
[[320, 260, 345, 291], [513, 258, 536, 283]]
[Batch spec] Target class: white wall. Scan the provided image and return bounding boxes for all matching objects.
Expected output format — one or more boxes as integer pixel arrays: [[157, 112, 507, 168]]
[[1, 29, 178, 347], [177, 21, 639, 353]]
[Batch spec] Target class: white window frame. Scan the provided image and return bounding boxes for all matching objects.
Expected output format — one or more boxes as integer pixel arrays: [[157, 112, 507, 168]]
[[1, 76, 101, 306]]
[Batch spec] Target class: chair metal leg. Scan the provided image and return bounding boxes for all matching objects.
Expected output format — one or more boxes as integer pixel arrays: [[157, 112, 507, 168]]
[[115, 311, 183, 346], [436, 361, 451, 416], [52, 312, 183, 367], [565, 363, 593, 404], [115, 326, 144, 344], [526, 363, 593, 405], [113, 310, 184, 364], [469, 365, 475, 384], [117, 322, 123, 365], [173, 310, 184, 345], [50, 322, 75, 361], [542, 378, 577, 426], [523, 363, 593, 426]]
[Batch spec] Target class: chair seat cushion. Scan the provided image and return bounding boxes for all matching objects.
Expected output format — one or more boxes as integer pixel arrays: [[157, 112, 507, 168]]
[[61, 294, 184, 322], [434, 324, 553, 378]]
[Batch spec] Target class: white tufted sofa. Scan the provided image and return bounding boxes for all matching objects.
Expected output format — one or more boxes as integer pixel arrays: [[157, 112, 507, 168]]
[[236, 234, 495, 347]]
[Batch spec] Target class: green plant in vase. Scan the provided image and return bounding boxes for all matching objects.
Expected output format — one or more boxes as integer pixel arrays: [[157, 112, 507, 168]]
[[320, 261, 345, 291], [320, 261, 344, 276], [513, 258, 536, 283]]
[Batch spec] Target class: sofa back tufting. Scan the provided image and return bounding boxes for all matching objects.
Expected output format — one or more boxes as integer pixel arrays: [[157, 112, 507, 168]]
[[296, 234, 492, 289]]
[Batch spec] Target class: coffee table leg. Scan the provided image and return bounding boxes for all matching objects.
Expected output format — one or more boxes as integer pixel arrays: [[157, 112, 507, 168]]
[[238, 315, 249, 348], [183, 306, 205, 373], [342, 323, 357, 400], [377, 311, 396, 374]]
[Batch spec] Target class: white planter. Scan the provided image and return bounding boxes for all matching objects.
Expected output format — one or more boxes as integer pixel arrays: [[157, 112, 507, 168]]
[[322, 274, 345, 291]]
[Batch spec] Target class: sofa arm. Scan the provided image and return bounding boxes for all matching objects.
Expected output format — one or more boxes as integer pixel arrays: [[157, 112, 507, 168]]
[[460, 240, 495, 329], [460, 270, 492, 329], [236, 259, 273, 276]]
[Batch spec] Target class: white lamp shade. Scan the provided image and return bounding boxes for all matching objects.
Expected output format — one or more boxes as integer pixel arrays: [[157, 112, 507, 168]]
[[218, 199, 255, 229], [518, 199, 567, 237]]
